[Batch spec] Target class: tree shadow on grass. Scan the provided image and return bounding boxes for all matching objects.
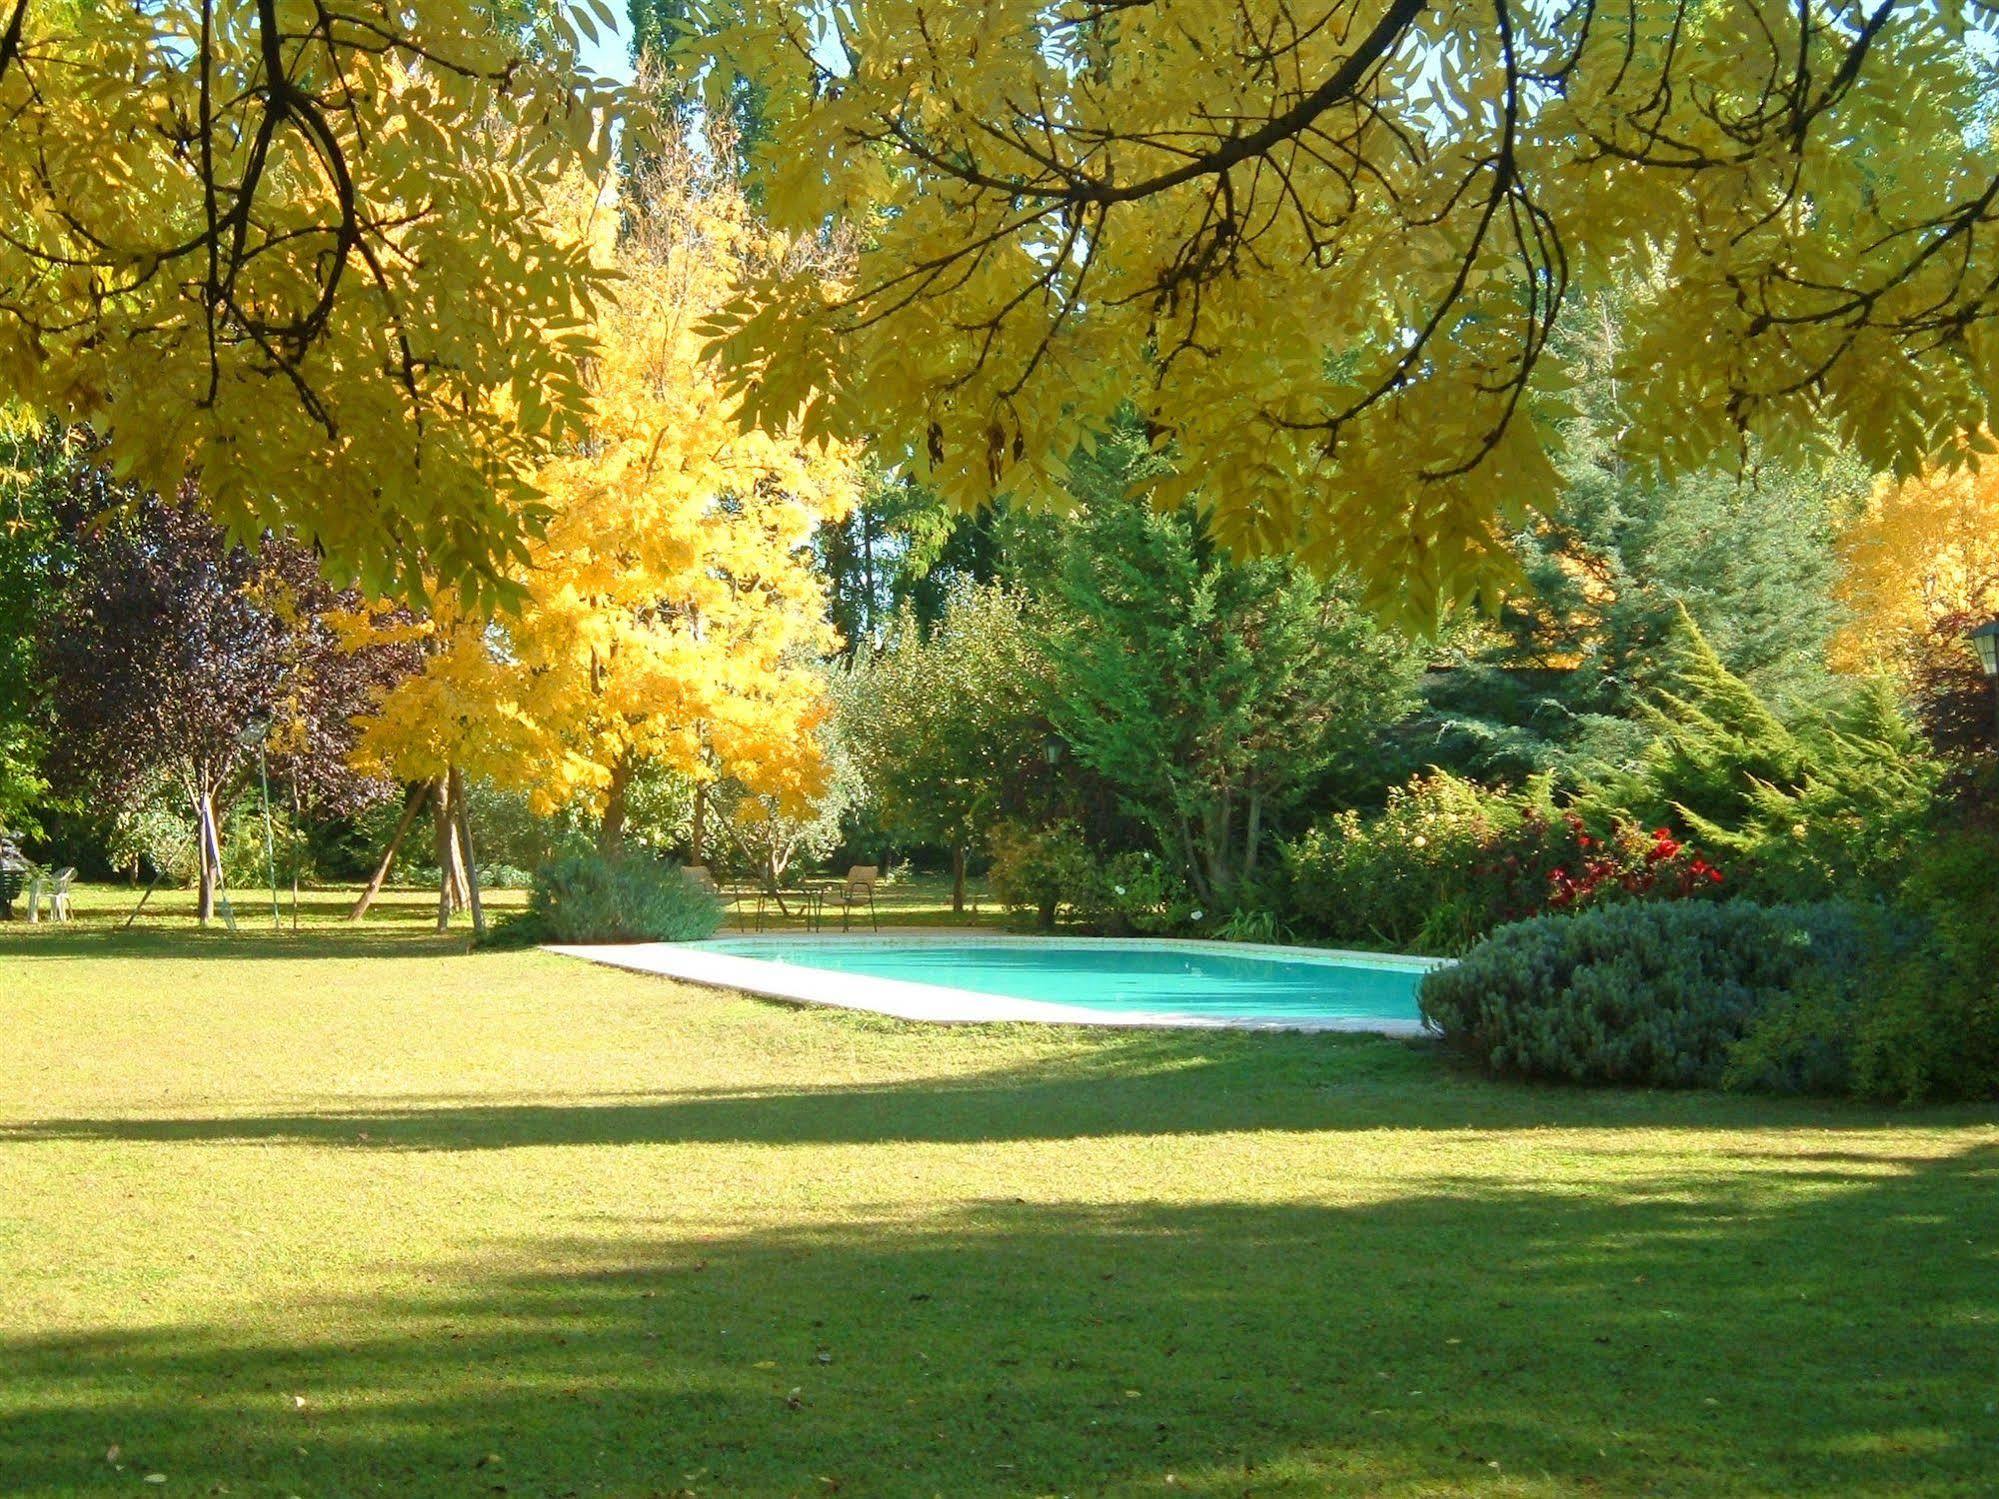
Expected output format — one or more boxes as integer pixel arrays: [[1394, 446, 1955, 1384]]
[[2, 1145, 1994, 1497], [0, 1026, 1984, 1150]]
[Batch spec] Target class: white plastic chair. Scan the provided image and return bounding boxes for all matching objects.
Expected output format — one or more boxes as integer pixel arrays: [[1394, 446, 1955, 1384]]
[[27, 866, 74, 923]]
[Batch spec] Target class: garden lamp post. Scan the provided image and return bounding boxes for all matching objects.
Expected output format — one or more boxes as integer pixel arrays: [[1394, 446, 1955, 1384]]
[[1970, 620, 1999, 743], [1969, 618, 1999, 683], [236, 716, 282, 932]]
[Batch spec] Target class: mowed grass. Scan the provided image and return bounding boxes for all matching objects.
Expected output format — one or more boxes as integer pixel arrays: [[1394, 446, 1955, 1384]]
[[1, 914, 1996, 1496], [33, 870, 998, 938]]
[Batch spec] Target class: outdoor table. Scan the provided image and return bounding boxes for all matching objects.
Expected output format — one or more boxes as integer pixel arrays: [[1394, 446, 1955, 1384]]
[[751, 884, 825, 933]]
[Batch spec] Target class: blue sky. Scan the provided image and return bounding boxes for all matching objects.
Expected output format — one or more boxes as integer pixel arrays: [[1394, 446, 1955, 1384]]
[[576, 6, 636, 82]]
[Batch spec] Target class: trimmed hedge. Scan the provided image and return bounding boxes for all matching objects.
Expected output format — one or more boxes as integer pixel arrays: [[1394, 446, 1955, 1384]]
[[1417, 900, 1868, 1089]]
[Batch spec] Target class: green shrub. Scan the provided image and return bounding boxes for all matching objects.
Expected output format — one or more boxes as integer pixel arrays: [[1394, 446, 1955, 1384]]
[[1419, 900, 1870, 1089], [988, 821, 1098, 930], [409, 863, 567, 897], [1730, 830, 1999, 1103], [1278, 772, 1723, 954], [522, 853, 723, 944], [1278, 772, 1548, 951], [987, 822, 1194, 934], [1586, 616, 1941, 904]]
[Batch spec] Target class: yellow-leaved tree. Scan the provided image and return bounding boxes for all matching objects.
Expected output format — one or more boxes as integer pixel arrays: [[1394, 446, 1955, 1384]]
[[1832, 445, 1999, 762], [1834, 452, 1999, 675], [348, 139, 857, 922], [0, 0, 627, 603], [690, 0, 1999, 621]]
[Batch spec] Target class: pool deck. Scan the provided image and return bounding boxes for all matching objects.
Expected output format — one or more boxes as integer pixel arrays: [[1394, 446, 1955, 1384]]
[[547, 930, 1439, 1035]]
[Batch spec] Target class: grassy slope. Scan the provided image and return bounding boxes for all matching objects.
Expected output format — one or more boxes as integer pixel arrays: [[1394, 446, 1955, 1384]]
[[0, 911, 1995, 1496]]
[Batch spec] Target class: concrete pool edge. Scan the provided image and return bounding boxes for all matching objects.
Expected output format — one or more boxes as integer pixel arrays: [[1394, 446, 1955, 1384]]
[[546, 932, 1443, 1036]]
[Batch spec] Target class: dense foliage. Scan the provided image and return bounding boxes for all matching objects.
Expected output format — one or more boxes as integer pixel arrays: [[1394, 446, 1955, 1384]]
[[1419, 901, 1876, 1090], [348, 147, 855, 857], [520, 853, 724, 944], [1727, 832, 1999, 1104], [0, 422, 71, 828], [0, 18, 1996, 1109], [1034, 438, 1422, 910], [833, 421, 1428, 925], [987, 822, 1197, 936], [1277, 773, 1724, 955], [837, 585, 1045, 908], [0, 0, 623, 602], [1417, 306, 1867, 781], [36, 467, 412, 917], [703, 3, 1999, 620], [1587, 616, 1941, 904]]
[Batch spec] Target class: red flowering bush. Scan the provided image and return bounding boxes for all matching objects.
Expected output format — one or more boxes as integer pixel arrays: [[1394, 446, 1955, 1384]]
[[1279, 773, 1727, 954], [1545, 823, 1726, 912]]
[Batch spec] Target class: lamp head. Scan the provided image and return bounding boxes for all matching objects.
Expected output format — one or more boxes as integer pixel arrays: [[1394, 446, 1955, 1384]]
[[1970, 620, 1999, 679]]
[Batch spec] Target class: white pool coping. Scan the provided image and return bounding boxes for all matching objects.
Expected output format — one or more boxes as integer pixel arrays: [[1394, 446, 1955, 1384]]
[[546, 931, 1445, 1035]]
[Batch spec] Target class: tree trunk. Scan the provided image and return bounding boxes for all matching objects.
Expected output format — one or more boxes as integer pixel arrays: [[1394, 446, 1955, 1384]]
[[350, 781, 431, 921], [195, 793, 215, 925], [450, 766, 487, 939], [291, 779, 303, 934], [433, 773, 457, 932], [440, 771, 472, 912], [193, 779, 223, 925], [951, 845, 967, 914], [1177, 813, 1212, 908], [690, 781, 706, 866], [599, 753, 633, 857], [1243, 786, 1263, 884], [449, 829, 472, 909]]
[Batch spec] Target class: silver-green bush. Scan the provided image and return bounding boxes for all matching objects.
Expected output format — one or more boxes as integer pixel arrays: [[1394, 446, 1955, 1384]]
[[1418, 901, 1870, 1089]]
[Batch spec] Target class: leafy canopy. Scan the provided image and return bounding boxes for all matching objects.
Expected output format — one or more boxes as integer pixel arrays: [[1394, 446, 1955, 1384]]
[[1421, 297, 1866, 781], [837, 583, 1046, 854], [1834, 448, 1999, 673], [0, 0, 628, 603], [351, 144, 857, 826], [1588, 610, 1940, 902], [1030, 424, 1425, 904], [695, 1, 1999, 619], [37, 466, 415, 860], [1830, 447, 1999, 763]]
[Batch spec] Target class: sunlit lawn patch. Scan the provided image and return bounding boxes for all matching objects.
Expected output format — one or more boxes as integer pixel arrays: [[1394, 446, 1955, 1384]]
[[0, 912, 1994, 1496]]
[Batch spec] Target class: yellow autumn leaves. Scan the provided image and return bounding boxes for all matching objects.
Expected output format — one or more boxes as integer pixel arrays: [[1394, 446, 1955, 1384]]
[[0, 0, 627, 606], [699, 0, 1999, 623], [347, 145, 858, 826], [1834, 441, 1999, 679]]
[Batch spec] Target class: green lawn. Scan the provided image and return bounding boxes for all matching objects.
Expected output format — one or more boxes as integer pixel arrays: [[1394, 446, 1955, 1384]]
[[1, 914, 1995, 1496], [26, 870, 998, 938]]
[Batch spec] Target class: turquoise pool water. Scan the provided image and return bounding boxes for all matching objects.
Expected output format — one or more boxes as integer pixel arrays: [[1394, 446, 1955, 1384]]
[[702, 938, 1431, 1027]]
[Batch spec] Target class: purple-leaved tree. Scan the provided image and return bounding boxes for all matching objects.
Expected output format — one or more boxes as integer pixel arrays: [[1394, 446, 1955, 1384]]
[[40, 463, 416, 922]]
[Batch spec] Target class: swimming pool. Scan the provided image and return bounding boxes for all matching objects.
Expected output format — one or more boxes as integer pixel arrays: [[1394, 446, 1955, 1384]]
[[551, 934, 1443, 1033]]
